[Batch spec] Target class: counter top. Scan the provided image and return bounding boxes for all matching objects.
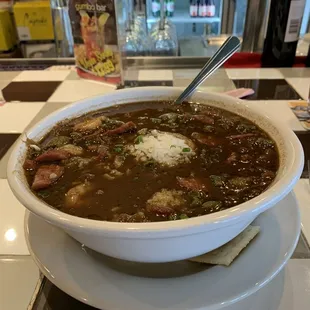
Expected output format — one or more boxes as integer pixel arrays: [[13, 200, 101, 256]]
[[179, 37, 310, 58], [0, 67, 309, 310]]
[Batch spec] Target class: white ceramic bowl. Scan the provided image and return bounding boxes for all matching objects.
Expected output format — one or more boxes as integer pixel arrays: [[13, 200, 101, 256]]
[[7, 87, 304, 263]]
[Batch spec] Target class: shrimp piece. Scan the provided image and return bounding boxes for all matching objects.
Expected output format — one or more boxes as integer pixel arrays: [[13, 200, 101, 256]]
[[65, 182, 92, 207]]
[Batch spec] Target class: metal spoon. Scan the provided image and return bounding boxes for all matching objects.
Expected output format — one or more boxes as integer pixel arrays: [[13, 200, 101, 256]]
[[175, 36, 241, 104]]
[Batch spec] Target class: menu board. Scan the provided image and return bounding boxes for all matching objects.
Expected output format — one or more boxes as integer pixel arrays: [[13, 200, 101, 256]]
[[68, 0, 121, 84]]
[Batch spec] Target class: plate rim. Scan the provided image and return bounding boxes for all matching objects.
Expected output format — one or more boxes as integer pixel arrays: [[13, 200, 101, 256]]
[[24, 192, 301, 310]]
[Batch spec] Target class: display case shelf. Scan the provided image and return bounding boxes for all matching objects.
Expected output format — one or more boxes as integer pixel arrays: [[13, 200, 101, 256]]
[[147, 9, 221, 24]]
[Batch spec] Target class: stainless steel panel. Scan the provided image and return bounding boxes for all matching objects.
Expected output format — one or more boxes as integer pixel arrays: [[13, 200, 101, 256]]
[[221, 0, 236, 34], [241, 0, 270, 52]]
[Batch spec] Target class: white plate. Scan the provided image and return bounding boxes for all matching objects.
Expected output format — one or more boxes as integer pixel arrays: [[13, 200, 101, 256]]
[[25, 192, 300, 310]]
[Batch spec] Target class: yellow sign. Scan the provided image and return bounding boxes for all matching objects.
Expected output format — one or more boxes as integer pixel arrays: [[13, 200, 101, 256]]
[[76, 48, 116, 77], [13, 1, 54, 41], [0, 10, 17, 51]]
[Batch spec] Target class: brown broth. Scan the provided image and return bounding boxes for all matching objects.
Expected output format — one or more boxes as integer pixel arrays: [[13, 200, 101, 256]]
[[24, 101, 279, 222]]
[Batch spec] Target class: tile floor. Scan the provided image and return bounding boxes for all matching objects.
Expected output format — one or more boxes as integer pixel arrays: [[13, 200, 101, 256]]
[[0, 180, 29, 255], [226, 68, 284, 80], [0, 68, 309, 309], [2, 82, 61, 102], [13, 70, 71, 82], [286, 77, 310, 100], [0, 256, 40, 310], [47, 80, 115, 102], [0, 102, 46, 133]]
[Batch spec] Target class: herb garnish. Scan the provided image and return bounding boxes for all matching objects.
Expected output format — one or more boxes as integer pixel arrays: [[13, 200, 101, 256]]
[[135, 135, 144, 144]]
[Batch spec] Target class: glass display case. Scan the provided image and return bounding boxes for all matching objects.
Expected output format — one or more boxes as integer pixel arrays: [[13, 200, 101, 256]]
[[145, 0, 224, 57], [145, 0, 309, 57], [0, 0, 309, 60], [146, 0, 223, 36]]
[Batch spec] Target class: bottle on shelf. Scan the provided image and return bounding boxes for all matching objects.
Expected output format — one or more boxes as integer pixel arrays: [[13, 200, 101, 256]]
[[206, 0, 215, 17], [306, 45, 310, 67], [189, 0, 198, 17], [198, 0, 207, 17], [261, 0, 306, 67], [152, 0, 160, 17], [166, 0, 174, 17]]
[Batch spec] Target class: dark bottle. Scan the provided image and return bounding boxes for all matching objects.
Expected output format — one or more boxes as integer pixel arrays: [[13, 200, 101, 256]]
[[261, 0, 306, 67], [306, 45, 310, 67]]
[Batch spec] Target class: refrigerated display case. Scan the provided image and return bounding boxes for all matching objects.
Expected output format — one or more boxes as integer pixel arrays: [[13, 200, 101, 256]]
[[145, 0, 224, 57], [0, 0, 309, 60], [146, 0, 223, 38]]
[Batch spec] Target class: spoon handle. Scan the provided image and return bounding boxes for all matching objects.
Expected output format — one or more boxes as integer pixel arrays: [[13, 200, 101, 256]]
[[175, 36, 241, 104]]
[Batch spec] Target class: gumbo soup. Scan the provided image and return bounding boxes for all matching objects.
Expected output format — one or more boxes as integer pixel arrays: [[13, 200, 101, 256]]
[[23, 101, 279, 222]]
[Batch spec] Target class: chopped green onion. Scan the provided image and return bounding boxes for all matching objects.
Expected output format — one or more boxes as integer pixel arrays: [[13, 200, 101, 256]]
[[182, 147, 191, 152], [151, 118, 162, 124], [114, 146, 123, 153], [37, 190, 50, 199], [168, 213, 178, 221], [179, 214, 189, 219], [135, 135, 144, 144]]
